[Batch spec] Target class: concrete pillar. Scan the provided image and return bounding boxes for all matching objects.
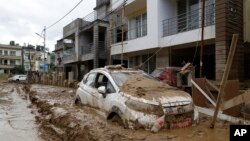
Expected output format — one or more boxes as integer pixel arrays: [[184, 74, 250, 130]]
[[68, 71, 74, 83], [75, 31, 80, 61], [215, 0, 244, 82], [105, 27, 110, 65], [93, 24, 99, 68]]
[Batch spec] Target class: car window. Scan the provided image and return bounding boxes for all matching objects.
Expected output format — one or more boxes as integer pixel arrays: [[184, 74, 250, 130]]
[[85, 73, 96, 87], [111, 71, 159, 87], [96, 73, 115, 93], [82, 74, 89, 84]]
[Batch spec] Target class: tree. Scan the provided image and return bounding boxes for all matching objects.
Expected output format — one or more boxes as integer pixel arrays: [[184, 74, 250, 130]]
[[11, 66, 25, 74]]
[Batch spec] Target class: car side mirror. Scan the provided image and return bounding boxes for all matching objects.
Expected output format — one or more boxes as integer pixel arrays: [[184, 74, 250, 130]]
[[98, 86, 106, 98]]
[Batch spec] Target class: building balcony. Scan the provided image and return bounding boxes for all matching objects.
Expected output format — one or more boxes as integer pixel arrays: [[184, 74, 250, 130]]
[[0, 64, 19, 69], [55, 41, 75, 52], [95, 0, 109, 10], [80, 41, 107, 61], [63, 10, 108, 38], [62, 48, 77, 64], [0, 54, 22, 60], [55, 41, 64, 51], [81, 10, 108, 29], [162, 3, 215, 37]]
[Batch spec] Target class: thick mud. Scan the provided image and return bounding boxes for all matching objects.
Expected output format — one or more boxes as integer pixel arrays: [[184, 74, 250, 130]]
[[120, 74, 190, 100], [19, 84, 230, 141]]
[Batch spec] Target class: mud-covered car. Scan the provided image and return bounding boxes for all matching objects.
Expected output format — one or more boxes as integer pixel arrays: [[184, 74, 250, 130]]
[[75, 65, 198, 130]]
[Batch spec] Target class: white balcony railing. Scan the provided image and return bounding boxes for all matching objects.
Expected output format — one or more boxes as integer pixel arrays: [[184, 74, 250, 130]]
[[162, 3, 215, 37]]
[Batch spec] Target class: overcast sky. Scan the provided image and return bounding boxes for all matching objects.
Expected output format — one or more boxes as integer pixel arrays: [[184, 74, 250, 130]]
[[0, 0, 96, 51]]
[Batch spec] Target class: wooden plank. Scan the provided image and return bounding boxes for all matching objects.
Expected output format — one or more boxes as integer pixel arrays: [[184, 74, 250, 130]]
[[192, 79, 208, 108], [195, 106, 250, 124], [222, 80, 241, 117], [206, 79, 219, 92], [222, 91, 250, 110], [211, 34, 239, 128], [191, 79, 216, 107]]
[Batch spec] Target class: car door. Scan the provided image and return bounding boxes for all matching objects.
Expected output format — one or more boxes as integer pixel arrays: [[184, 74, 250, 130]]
[[94, 73, 117, 111], [78, 72, 99, 107]]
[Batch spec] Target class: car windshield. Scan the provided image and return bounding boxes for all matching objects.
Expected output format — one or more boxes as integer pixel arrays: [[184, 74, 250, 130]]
[[111, 71, 158, 87]]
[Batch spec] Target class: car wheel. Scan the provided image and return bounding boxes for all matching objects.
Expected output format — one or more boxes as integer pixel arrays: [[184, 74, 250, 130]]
[[74, 96, 81, 106], [109, 113, 124, 127], [16, 79, 19, 82]]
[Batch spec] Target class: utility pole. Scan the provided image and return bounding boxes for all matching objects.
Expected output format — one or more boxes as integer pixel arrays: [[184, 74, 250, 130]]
[[43, 26, 46, 73], [200, 0, 205, 77], [109, 17, 113, 65], [121, 0, 125, 65]]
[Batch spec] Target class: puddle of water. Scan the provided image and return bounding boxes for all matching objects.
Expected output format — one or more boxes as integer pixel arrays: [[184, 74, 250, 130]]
[[0, 86, 41, 141]]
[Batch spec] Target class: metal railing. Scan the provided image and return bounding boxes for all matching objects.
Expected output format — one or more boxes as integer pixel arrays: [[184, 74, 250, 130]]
[[98, 41, 107, 55], [82, 11, 108, 27], [162, 4, 215, 37], [111, 23, 147, 44], [63, 48, 76, 61], [81, 42, 94, 55], [0, 54, 21, 57], [55, 42, 74, 50], [55, 41, 64, 50], [0, 63, 18, 66], [81, 41, 107, 55]]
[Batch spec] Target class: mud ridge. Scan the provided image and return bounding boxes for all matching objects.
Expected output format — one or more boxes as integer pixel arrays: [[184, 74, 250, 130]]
[[22, 85, 143, 141]]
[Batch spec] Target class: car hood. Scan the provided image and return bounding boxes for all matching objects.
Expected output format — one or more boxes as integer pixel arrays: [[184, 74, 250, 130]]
[[119, 73, 192, 106], [122, 89, 192, 107]]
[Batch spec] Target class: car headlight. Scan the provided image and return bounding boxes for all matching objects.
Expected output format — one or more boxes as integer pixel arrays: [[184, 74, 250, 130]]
[[125, 99, 164, 116]]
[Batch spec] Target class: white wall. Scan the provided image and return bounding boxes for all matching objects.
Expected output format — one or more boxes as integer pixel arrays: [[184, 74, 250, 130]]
[[156, 48, 169, 68], [158, 0, 177, 38], [160, 25, 215, 47], [111, 0, 159, 55], [110, 0, 215, 56], [110, 0, 135, 11], [0, 49, 22, 56]]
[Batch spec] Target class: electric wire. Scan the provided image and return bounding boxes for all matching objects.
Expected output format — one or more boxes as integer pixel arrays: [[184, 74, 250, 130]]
[[46, 0, 84, 30]]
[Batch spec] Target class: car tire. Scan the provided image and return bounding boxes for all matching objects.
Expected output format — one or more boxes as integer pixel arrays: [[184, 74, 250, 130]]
[[16, 79, 19, 82], [110, 114, 124, 127], [74, 96, 81, 106]]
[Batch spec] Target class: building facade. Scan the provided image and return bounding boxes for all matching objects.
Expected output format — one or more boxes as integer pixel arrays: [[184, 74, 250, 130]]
[[110, 0, 245, 82], [0, 42, 22, 74], [23, 45, 50, 72], [54, 0, 110, 80], [244, 0, 250, 80]]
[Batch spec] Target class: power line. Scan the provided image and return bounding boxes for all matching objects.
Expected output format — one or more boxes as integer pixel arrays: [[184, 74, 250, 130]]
[[46, 0, 84, 30]]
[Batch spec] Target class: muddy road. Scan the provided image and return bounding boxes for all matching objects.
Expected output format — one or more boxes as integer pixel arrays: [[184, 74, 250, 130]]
[[0, 83, 230, 141], [0, 83, 41, 141]]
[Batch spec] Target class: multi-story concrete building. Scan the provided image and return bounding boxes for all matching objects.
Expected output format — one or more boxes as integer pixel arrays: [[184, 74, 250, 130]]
[[54, 0, 110, 80], [23, 46, 37, 71], [110, 0, 245, 82], [23, 45, 50, 72], [0, 42, 22, 74]]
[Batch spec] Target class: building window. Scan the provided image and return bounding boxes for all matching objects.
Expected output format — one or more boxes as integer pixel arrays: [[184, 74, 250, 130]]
[[10, 51, 16, 56], [4, 50, 8, 56], [10, 60, 15, 66], [0, 50, 2, 55], [129, 54, 156, 74], [4, 60, 8, 65], [128, 13, 147, 40]]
